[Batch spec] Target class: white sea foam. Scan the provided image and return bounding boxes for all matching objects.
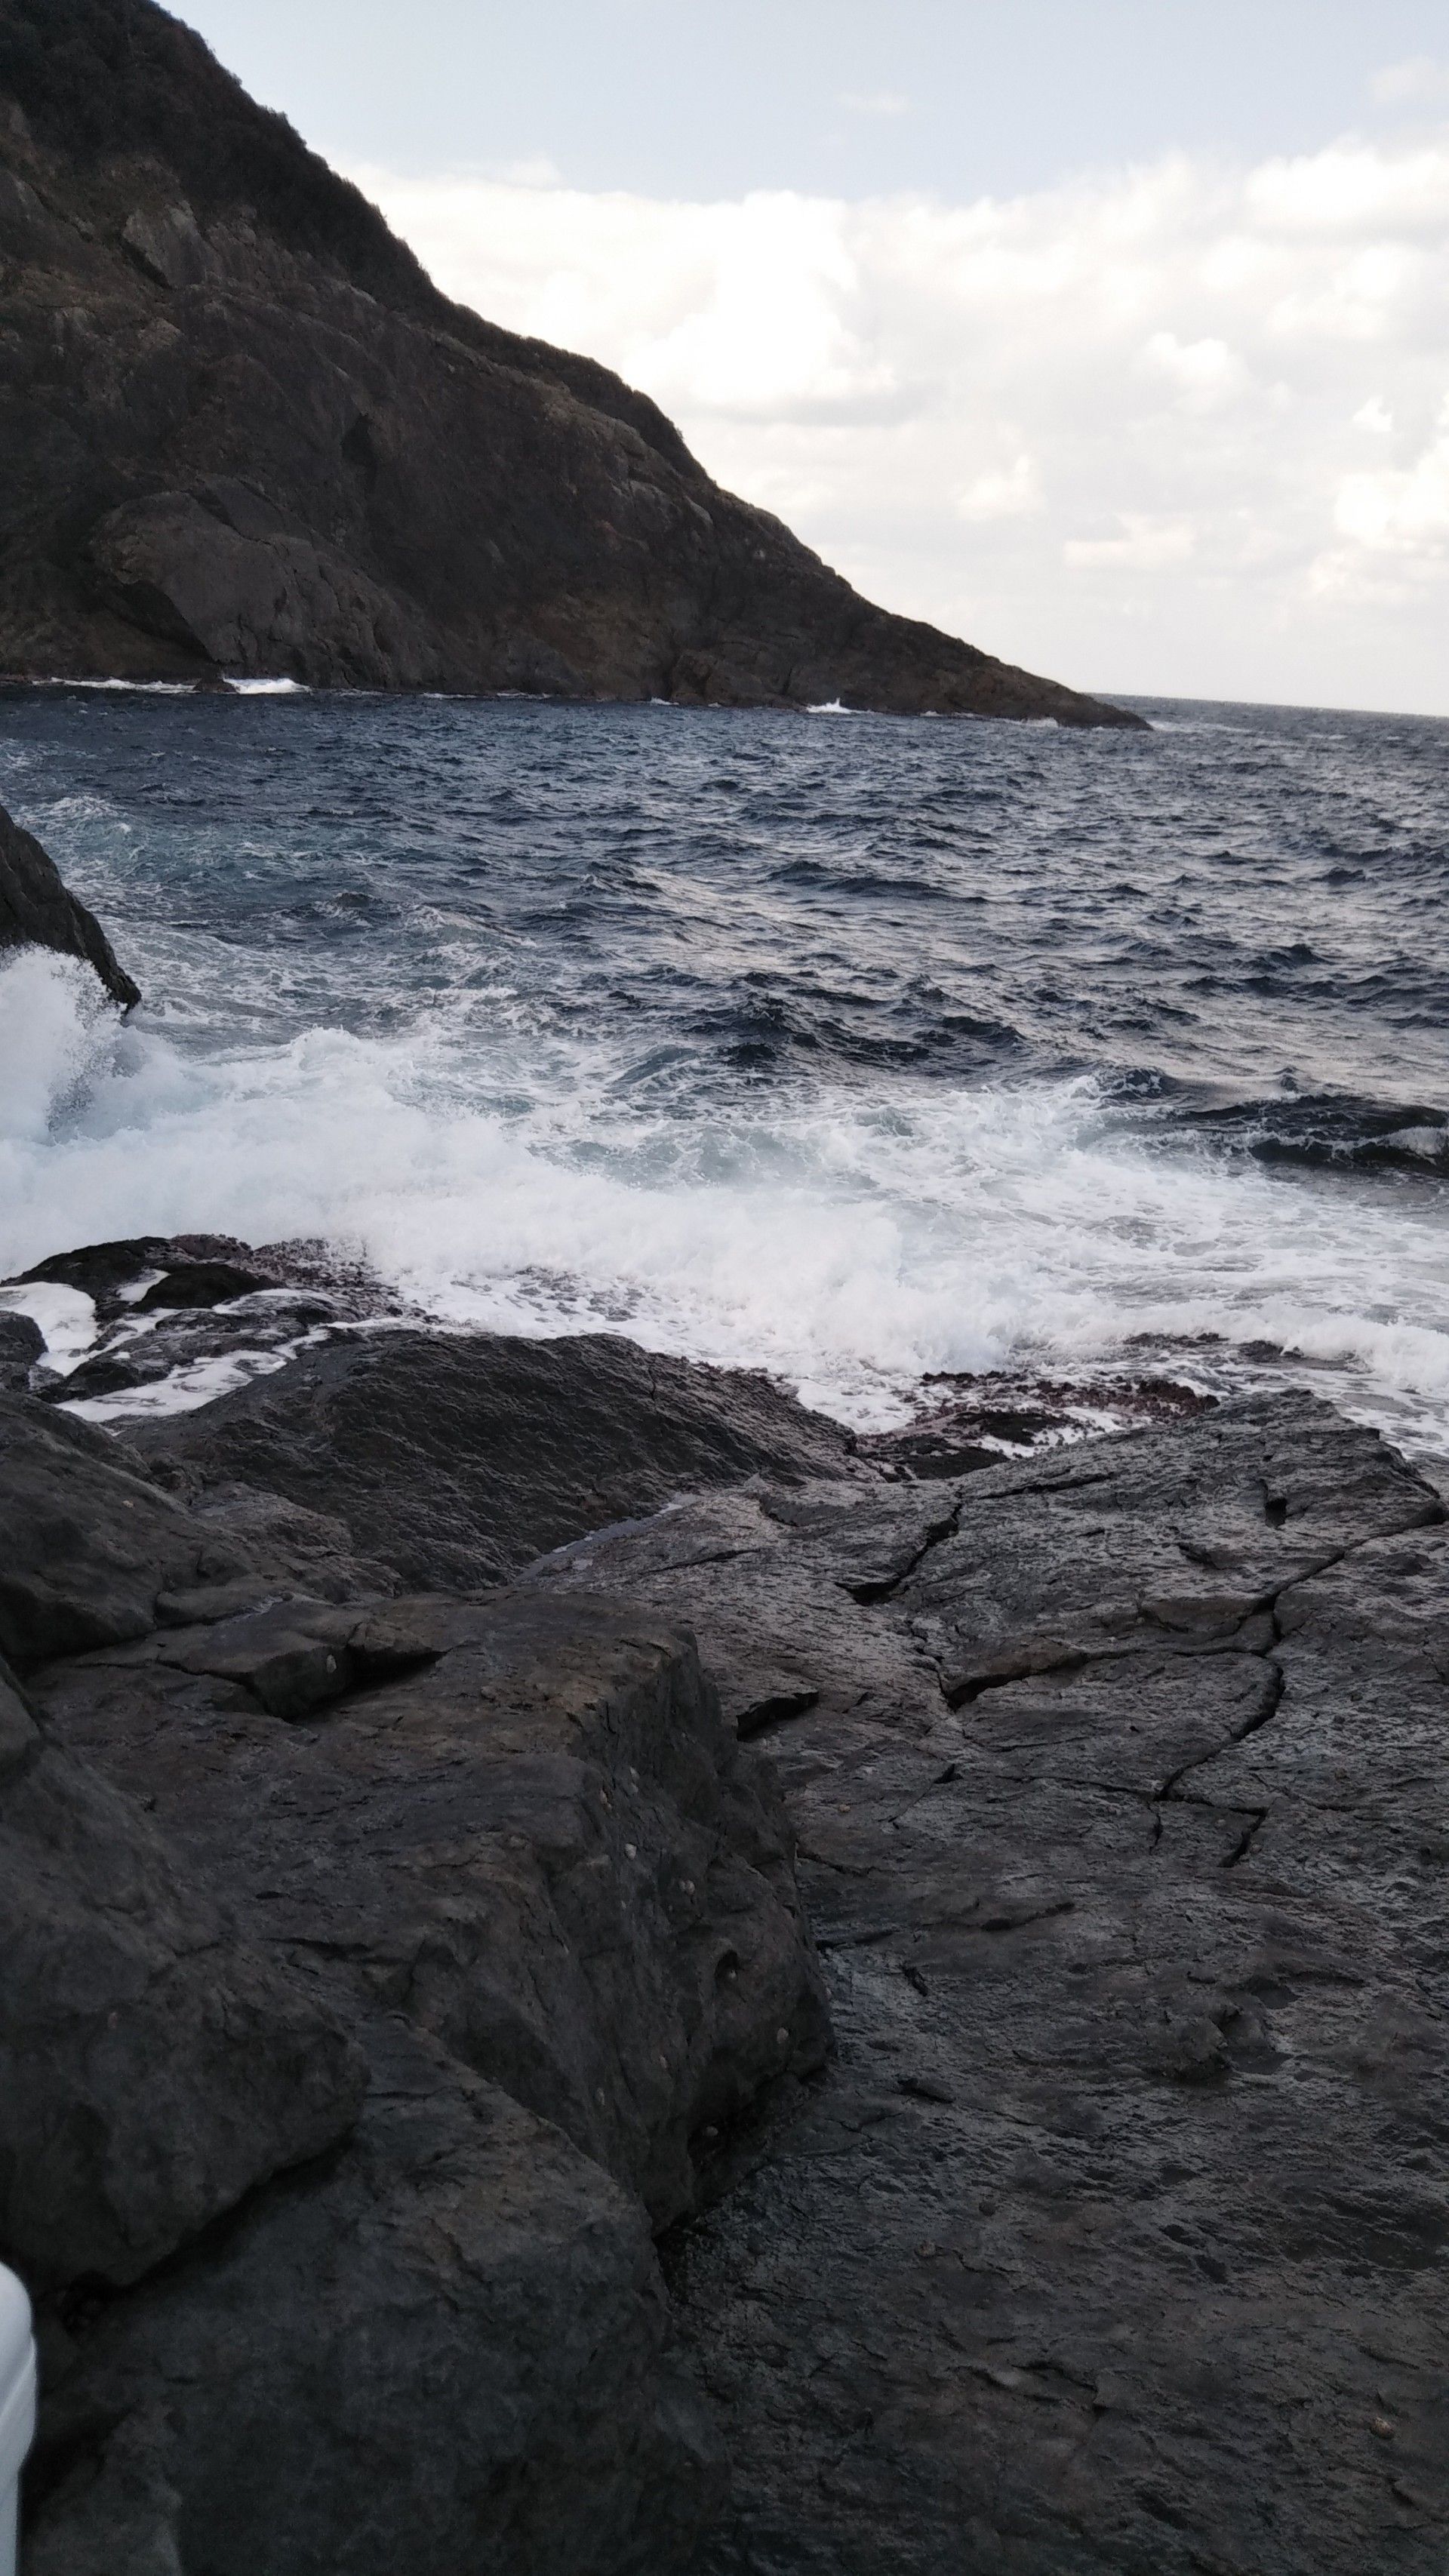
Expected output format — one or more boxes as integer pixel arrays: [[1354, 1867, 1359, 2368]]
[[63, 1343, 300, 1425], [0, 1282, 97, 1372], [3, 948, 1447, 1455], [35, 679, 200, 695], [222, 677, 310, 696]]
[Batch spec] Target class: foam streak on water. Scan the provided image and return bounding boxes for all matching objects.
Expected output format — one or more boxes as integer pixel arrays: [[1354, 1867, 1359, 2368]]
[[1, 688, 1446, 1456]]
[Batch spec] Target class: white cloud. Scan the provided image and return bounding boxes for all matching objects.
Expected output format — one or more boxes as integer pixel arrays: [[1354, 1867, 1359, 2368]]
[[494, 155, 566, 189], [1064, 516, 1196, 572], [1371, 56, 1449, 107], [837, 91, 910, 118], [352, 133, 1449, 710], [955, 456, 1043, 522], [1333, 402, 1449, 552]]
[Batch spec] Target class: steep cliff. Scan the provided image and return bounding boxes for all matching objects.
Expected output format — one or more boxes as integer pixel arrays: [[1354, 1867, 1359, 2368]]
[[0, 0, 1141, 725]]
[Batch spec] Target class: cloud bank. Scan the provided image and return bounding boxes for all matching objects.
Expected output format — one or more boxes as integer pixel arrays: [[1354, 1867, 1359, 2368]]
[[354, 128, 1449, 711]]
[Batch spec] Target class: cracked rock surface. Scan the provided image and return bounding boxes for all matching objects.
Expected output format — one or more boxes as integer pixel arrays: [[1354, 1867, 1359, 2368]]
[[5, 1347, 1447, 2573], [534, 1393, 1449, 2574]]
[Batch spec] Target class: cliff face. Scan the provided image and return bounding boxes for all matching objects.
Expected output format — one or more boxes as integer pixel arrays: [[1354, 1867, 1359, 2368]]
[[0, 0, 1140, 725]]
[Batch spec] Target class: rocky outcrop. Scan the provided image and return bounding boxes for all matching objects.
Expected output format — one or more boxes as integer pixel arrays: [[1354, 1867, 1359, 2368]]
[[0, 798, 138, 1007], [0, 1369, 828, 2573], [0, 1391, 392, 1667], [0, 0, 1142, 725], [0, 1648, 366, 2291], [537, 1393, 1449, 2574], [5, 1249, 1446, 2571], [125, 1321, 862, 1587]]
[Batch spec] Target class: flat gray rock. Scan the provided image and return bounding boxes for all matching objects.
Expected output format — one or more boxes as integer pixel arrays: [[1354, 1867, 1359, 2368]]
[[534, 1393, 1449, 2574]]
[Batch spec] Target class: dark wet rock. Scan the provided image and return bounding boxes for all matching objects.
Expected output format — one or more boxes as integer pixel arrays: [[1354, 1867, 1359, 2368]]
[[23, 1587, 823, 2573], [534, 1393, 1449, 2574], [12, 1229, 402, 1327], [131, 1325, 861, 1587], [0, 1650, 366, 2289], [0, 0, 1142, 728], [1, 1306, 829, 2572], [860, 1368, 1217, 1479], [0, 1310, 42, 1388], [7, 1230, 413, 1417], [9, 1313, 1447, 2571], [0, 796, 138, 1006], [26, 2033, 715, 2576], [53, 1291, 342, 1408], [38, 1588, 827, 2233], [0, 1390, 389, 1670]]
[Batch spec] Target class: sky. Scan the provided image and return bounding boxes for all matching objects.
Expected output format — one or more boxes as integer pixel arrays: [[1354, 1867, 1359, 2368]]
[[168, 2, 1449, 713]]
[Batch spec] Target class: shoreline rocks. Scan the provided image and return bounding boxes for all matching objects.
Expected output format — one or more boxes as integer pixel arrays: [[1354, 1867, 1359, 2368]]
[[0, 800, 138, 1008], [539, 1393, 1449, 2573], [1, 1231, 1446, 2571], [0, 1353, 829, 2573]]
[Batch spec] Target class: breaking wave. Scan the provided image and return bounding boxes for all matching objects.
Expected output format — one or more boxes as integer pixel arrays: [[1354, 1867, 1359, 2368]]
[[2, 684, 1446, 1457]]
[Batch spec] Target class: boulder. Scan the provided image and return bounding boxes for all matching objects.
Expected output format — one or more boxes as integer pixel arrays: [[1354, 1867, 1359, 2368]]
[[0, 800, 138, 1008], [37, 1587, 828, 2231], [23, 1582, 825, 2572], [27, 2033, 716, 2576], [0, 1652, 366, 2288]]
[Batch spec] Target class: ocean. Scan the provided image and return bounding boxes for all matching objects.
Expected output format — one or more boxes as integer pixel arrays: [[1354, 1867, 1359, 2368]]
[[1, 683, 1446, 1461]]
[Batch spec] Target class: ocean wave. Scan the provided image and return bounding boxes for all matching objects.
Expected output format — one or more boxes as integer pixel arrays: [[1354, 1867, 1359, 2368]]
[[1168, 1092, 1449, 1177], [4, 688, 1446, 1464], [4, 946, 1448, 1459]]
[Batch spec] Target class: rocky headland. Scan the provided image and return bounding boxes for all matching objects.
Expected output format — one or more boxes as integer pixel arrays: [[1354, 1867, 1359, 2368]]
[[2, 802, 1447, 2571], [0, 0, 1141, 726]]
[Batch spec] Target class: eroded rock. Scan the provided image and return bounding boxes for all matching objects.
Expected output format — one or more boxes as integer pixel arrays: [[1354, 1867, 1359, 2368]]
[[21, 1579, 823, 2573], [0, 1391, 387, 1668]]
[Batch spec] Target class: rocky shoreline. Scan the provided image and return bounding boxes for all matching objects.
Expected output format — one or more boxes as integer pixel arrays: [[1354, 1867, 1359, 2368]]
[[2, 1220, 1447, 2574], [2, 823, 1447, 2568]]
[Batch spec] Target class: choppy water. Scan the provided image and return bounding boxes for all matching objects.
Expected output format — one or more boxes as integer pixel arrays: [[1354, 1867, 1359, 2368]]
[[1, 684, 1446, 1458]]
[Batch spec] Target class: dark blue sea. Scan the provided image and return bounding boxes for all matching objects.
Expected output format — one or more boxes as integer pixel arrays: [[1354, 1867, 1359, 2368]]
[[2, 683, 1446, 1458]]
